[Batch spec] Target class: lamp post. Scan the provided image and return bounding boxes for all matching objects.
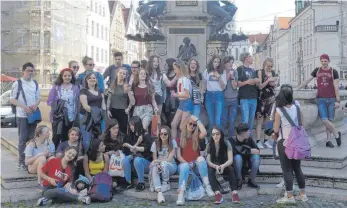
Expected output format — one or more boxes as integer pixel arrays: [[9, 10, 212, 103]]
[[50, 59, 59, 84]]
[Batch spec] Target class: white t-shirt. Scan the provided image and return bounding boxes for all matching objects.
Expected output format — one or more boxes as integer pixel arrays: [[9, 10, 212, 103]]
[[150, 139, 178, 164], [10, 78, 40, 118], [177, 77, 192, 98], [276, 101, 300, 146], [203, 69, 227, 91], [150, 73, 163, 96]]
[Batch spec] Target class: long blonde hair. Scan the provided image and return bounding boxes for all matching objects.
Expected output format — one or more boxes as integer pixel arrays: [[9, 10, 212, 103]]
[[179, 119, 199, 151], [173, 60, 189, 78]]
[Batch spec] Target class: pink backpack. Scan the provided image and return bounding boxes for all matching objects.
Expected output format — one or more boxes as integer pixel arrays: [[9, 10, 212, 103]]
[[279, 105, 311, 160]]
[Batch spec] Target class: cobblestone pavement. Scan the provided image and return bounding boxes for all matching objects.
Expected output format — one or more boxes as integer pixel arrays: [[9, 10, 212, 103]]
[[2, 194, 347, 208]]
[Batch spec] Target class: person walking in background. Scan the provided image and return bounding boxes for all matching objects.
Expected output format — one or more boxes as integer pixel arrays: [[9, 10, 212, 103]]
[[77, 56, 105, 93], [237, 53, 260, 137], [202, 55, 227, 133], [255, 58, 277, 149], [297, 54, 341, 148], [222, 56, 238, 137], [47, 68, 80, 148], [10, 62, 40, 171]]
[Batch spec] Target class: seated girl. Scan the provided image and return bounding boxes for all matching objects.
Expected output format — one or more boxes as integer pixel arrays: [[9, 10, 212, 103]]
[[149, 125, 178, 203], [176, 115, 214, 206], [56, 127, 84, 160], [36, 147, 91, 206], [123, 116, 153, 192], [24, 125, 55, 186], [206, 127, 240, 204]]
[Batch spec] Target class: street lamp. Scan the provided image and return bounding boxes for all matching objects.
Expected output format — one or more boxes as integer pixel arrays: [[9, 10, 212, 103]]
[[50, 59, 59, 84]]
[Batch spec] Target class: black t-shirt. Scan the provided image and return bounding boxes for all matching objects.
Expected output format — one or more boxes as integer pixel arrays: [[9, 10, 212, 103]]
[[237, 66, 259, 99], [80, 88, 103, 114], [190, 73, 202, 86], [228, 136, 259, 156]]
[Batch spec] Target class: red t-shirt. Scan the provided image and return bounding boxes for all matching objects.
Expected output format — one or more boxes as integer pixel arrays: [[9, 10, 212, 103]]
[[176, 137, 200, 163], [41, 158, 73, 187], [134, 87, 151, 106], [311, 67, 339, 98]]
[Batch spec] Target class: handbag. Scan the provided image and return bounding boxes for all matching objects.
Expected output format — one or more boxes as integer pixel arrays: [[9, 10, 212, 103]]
[[108, 151, 125, 177], [20, 83, 41, 124], [186, 172, 205, 200], [151, 114, 159, 137]]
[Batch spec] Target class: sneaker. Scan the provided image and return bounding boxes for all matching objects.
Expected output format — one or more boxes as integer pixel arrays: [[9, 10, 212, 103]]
[[326, 141, 334, 148], [231, 192, 240, 203], [257, 141, 266, 149], [247, 179, 260, 189], [276, 180, 285, 188], [276, 196, 296, 204], [204, 184, 215, 197], [176, 192, 185, 206], [17, 163, 28, 171], [78, 196, 91, 205], [295, 194, 308, 202], [157, 192, 165, 204], [135, 183, 145, 192], [236, 179, 243, 190], [161, 182, 171, 193], [36, 197, 52, 206], [336, 131, 342, 147], [214, 193, 223, 204], [264, 140, 273, 149], [122, 182, 134, 189]]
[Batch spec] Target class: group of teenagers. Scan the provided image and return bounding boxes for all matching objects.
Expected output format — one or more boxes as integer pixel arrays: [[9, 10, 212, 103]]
[[10, 51, 343, 206]]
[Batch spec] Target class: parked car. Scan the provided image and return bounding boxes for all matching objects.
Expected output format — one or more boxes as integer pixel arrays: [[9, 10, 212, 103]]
[[1, 90, 17, 127]]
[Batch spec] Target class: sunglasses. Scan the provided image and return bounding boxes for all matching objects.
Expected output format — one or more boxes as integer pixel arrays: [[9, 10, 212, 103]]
[[189, 122, 197, 127], [86, 64, 95, 67], [212, 132, 220, 136], [73, 66, 80, 70], [160, 132, 168, 136]]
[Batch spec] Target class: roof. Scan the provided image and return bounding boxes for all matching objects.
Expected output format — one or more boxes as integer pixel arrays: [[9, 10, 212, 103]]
[[278, 17, 292, 29], [122, 8, 130, 26], [247, 34, 269, 45]]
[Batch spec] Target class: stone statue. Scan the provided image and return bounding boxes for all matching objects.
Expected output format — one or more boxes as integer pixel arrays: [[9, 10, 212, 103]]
[[137, 0, 166, 30], [207, 0, 237, 34], [177, 37, 197, 63]]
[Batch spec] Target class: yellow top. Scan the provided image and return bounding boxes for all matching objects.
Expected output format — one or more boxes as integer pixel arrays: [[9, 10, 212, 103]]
[[89, 159, 104, 175]]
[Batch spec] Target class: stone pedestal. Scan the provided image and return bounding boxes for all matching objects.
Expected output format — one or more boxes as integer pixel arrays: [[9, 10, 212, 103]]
[[206, 41, 229, 60], [144, 41, 167, 69]]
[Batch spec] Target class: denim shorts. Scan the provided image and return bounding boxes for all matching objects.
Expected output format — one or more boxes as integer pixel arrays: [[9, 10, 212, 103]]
[[178, 99, 193, 113], [317, 98, 336, 121]]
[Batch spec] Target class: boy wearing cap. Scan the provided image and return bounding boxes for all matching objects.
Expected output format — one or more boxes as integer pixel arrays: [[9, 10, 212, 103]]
[[297, 54, 341, 148]]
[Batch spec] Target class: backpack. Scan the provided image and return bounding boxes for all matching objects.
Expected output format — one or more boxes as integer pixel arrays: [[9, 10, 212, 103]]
[[11, 79, 38, 114], [279, 105, 311, 160], [190, 80, 202, 104], [88, 172, 113, 202]]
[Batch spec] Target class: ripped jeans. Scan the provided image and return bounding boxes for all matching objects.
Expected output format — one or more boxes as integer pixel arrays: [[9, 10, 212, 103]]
[[151, 161, 177, 191]]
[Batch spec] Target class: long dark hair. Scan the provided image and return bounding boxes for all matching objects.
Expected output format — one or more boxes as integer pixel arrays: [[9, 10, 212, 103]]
[[209, 127, 228, 164], [110, 67, 127, 90], [275, 84, 293, 108], [129, 116, 145, 136], [188, 58, 201, 85], [54, 68, 76, 85], [104, 119, 126, 149], [166, 58, 176, 77], [146, 55, 161, 80], [207, 55, 223, 74], [87, 139, 103, 161], [156, 125, 173, 152], [63, 146, 79, 167]]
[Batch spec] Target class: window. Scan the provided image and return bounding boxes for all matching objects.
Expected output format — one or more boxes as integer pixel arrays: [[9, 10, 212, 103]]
[[99, 5, 101, 15], [86, 19, 88, 34], [96, 47, 99, 62], [101, 26, 104, 40], [95, 2, 97, 13], [86, 45, 88, 55], [105, 27, 108, 41], [31, 32, 40, 47], [96, 23, 99, 38], [91, 46, 94, 58], [310, 39, 312, 55], [105, 50, 108, 64], [103, 7, 105, 17], [101, 49, 104, 63], [91, 0, 93, 11], [91, 21, 94, 36], [44, 31, 50, 48], [235, 48, 239, 60]]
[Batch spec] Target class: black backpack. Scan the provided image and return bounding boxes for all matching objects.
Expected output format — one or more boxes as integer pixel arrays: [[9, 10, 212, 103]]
[[11, 79, 38, 114]]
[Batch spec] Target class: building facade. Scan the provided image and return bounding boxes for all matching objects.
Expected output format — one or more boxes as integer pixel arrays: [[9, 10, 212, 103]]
[[109, 0, 126, 65]]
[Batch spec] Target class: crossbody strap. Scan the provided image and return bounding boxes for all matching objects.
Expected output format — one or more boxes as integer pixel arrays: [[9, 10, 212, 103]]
[[278, 107, 296, 127]]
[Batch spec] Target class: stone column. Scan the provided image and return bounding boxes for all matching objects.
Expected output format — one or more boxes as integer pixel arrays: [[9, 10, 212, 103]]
[[145, 41, 167, 68], [206, 41, 229, 60]]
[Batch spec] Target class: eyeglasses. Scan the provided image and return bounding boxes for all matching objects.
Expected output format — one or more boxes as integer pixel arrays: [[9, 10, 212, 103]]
[[86, 64, 95, 67], [73, 66, 80, 70], [160, 132, 168, 136], [212, 132, 220, 136], [189, 122, 197, 127], [25, 69, 35, 73]]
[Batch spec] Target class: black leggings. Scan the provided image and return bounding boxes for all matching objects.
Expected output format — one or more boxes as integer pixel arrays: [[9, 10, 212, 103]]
[[52, 121, 73, 149], [208, 165, 237, 192], [110, 108, 128, 134], [278, 139, 305, 191]]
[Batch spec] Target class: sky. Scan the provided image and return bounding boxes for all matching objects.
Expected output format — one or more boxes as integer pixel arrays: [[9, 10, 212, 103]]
[[121, 0, 296, 34]]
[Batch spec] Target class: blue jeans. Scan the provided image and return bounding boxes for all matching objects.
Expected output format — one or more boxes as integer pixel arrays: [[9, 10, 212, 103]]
[[123, 155, 133, 183], [178, 99, 193, 113], [80, 114, 105, 152], [317, 98, 336, 121], [192, 104, 201, 118], [178, 157, 208, 190], [240, 99, 257, 136], [151, 162, 177, 191], [133, 157, 151, 183], [222, 99, 238, 137], [205, 91, 224, 132], [234, 154, 261, 181]]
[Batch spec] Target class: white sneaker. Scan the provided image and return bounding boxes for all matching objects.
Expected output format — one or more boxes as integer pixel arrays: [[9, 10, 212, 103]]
[[276, 180, 285, 188], [276, 196, 296, 204], [264, 140, 273, 149], [176, 192, 185, 206], [161, 182, 171, 193], [205, 185, 215, 197], [295, 194, 308, 202], [157, 192, 165, 204], [257, 141, 266, 149], [78, 196, 91, 205]]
